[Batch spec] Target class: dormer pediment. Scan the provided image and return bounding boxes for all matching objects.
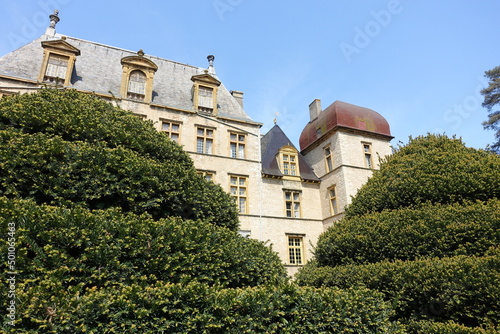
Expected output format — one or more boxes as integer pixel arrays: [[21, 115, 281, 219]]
[[191, 73, 221, 86], [41, 39, 80, 56], [121, 54, 158, 72]]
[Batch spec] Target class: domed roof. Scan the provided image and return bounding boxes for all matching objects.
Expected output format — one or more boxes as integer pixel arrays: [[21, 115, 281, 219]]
[[299, 100, 392, 151]]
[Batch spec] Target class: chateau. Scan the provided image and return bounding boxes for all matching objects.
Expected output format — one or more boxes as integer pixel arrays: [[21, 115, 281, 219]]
[[0, 12, 393, 275]]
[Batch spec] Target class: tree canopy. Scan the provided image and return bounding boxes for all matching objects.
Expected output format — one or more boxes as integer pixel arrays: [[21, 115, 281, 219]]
[[481, 65, 500, 153]]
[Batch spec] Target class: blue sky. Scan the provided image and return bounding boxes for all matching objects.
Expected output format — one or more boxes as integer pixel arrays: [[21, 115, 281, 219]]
[[1, 0, 499, 150]]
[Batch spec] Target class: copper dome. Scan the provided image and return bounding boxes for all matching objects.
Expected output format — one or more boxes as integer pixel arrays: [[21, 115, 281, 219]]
[[299, 100, 392, 151]]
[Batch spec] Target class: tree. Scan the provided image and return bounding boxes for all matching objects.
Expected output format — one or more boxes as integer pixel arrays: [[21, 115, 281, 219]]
[[481, 66, 500, 153], [297, 134, 500, 331]]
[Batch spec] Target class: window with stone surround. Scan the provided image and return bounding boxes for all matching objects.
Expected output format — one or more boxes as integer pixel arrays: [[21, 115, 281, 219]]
[[229, 175, 247, 213], [197, 170, 215, 182], [229, 132, 246, 159], [284, 190, 301, 218], [161, 120, 181, 143], [196, 126, 214, 154], [329, 186, 338, 215], [363, 142, 373, 168], [288, 236, 304, 265], [278, 146, 300, 178], [127, 70, 147, 100], [324, 145, 333, 172]]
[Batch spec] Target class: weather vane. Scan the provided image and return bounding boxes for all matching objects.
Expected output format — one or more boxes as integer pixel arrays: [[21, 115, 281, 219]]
[[273, 112, 279, 124]]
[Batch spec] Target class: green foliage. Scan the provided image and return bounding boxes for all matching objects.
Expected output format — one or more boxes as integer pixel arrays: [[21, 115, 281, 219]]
[[0, 90, 239, 229], [345, 134, 500, 218], [315, 199, 500, 267], [296, 251, 500, 328], [0, 197, 287, 292], [406, 320, 499, 334], [0, 88, 191, 166], [299, 135, 500, 331], [3, 280, 404, 333], [481, 66, 500, 153]]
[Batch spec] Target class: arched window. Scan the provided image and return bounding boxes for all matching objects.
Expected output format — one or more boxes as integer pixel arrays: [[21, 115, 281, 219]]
[[127, 70, 146, 100], [277, 145, 300, 178], [120, 51, 158, 103]]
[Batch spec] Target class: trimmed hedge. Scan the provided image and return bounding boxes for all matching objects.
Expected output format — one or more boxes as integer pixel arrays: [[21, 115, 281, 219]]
[[345, 134, 500, 218], [0, 88, 191, 167], [406, 320, 499, 334], [3, 282, 404, 333], [0, 197, 287, 292], [315, 200, 500, 267], [296, 251, 500, 328], [0, 129, 238, 229]]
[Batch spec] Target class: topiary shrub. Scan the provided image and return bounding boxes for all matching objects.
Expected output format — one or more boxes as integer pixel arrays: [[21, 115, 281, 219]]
[[346, 134, 500, 218], [0, 197, 286, 293], [314, 199, 500, 267], [296, 250, 500, 328], [4, 281, 404, 333], [406, 320, 499, 334], [0, 88, 191, 167]]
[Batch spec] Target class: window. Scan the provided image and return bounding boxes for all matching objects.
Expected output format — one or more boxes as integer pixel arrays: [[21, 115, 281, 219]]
[[198, 86, 214, 113], [239, 230, 251, 238], [127, 70, 146, 100], [229, 132, 246, 159], [324, 146, 333, 172], [44, 54, 68, 83], [363, 143, 373, 168], [39, 39, 80, 87], [230, 175, 247, 213], [120, 50, 158, 103], [197, 170, 215, 182], [329, 186, 338, 215], [191, 72, 220, 115], [284, 191, 301, 218], [288, 236, 304, 265], [278, 146, 300, 177], [196, 127, 214, 154], [161, 121, 181, 143]]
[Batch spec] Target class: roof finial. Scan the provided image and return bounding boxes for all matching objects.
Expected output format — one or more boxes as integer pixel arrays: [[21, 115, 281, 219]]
[[207, 55, 216, 75], [45, 9, 60, 36], [49, 10, 60, 28]]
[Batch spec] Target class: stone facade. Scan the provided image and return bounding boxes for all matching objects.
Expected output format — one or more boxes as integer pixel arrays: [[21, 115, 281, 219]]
[[0, 12, 393, 275]]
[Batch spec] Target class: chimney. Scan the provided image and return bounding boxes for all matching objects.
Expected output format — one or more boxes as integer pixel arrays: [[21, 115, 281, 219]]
[[231, 90, 244, 109], [309, 99, 322, 121]]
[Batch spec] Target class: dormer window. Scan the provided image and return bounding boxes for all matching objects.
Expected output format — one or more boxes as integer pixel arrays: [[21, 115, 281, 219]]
[[198, 86, 214, 113], [38, 39, 80, 86], [277, 145, 300, 179], [120, 50, 158, 103], [127, 70, 146, 100], [191, 71, 221, 115], [44, 54, 68, 83]]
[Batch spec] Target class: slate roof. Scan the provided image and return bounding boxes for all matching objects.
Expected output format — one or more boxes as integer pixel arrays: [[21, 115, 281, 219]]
[[261, 124, 319, 182], [0, 32, 254, 123]]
